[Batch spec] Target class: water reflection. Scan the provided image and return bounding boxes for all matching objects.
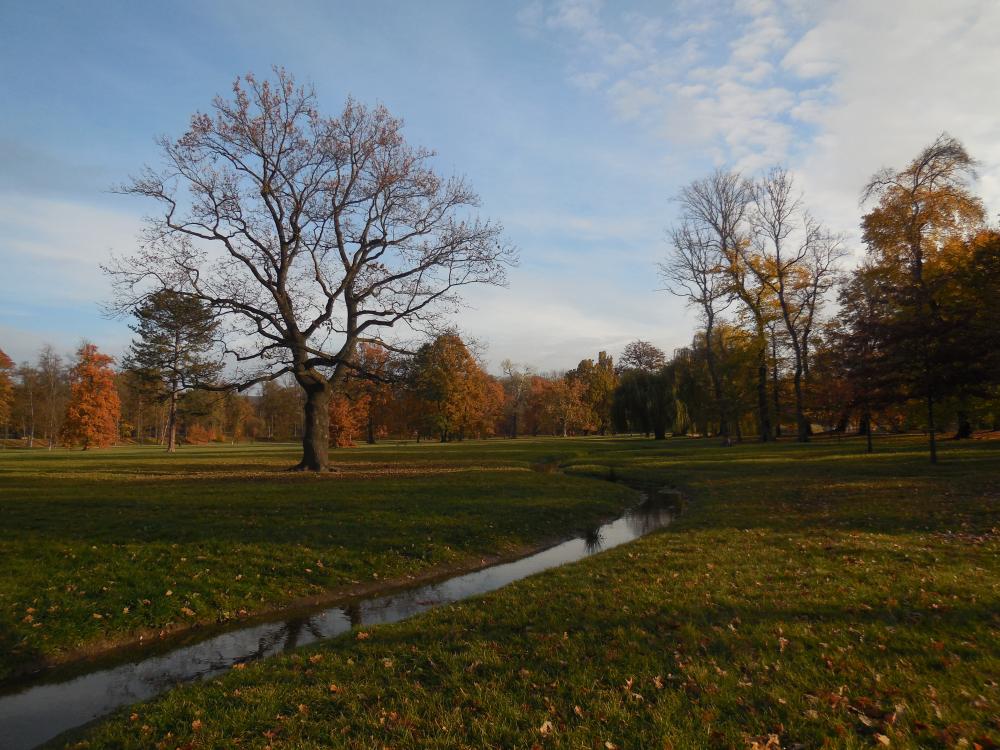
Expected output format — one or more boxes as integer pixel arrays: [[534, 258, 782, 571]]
[[0, 491, 676, 750]]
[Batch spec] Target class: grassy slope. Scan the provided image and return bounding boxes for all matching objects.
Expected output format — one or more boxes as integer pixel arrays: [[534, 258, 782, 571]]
[[0, 442, 636, 680], [63, 436, 1000, 749]]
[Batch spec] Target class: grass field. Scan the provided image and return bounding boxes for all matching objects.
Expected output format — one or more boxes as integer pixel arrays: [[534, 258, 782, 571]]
[[0, 441, 637, 681], [4, 435, 999, 749]]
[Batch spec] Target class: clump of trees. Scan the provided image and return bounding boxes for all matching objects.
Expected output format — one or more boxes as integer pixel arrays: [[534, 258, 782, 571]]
[[652, 134, 1000, 460]]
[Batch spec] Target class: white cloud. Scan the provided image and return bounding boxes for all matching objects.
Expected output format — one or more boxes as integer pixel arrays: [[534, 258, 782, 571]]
[[519, 0, 1000, 243], [0, 193, 141, 360]]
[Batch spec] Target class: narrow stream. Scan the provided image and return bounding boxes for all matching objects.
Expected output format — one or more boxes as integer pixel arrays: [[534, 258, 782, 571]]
[[0, 489, 677, 750]]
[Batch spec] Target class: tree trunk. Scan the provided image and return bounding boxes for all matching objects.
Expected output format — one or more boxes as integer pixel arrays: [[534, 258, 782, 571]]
[[953, 411, 972, 440], [926, 392, 937, 464], [703, 318, 729, 442], [756, 351, 771, 442], [366, 410, 376, 444], [653, 425, 666, 440], [793, 365, 810, 442], [166, 388, 178, 453], [294, 378, 331, 471], [771, 354, 781, 439]]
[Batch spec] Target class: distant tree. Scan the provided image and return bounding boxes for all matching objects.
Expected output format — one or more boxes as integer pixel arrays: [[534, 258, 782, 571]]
[[500, 359, 533, 438], [13, 363, 40, 447], [612, 367, 675, 439], [108, 69, 513, 471], [617, 341, 665, 374], [353, 343, 394, 444], [860, 133, 985, 462], [328, 392, 369, 447], [411, 333, 500, 442], [124, 290, 222, 452], [35, 345, 68, 449], [0, 349, 13, 443], [571, 352, 617, 434], [540, 377, 592, 437], [61, 344, 121, 449]]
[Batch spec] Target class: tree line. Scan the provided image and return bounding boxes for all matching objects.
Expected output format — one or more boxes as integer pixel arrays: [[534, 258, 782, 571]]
[[1, 70, 997, 462]]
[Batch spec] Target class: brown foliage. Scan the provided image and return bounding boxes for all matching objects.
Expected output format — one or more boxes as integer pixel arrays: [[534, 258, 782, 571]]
[[0, 348, 13, 428], [61, 344, 121, 449]]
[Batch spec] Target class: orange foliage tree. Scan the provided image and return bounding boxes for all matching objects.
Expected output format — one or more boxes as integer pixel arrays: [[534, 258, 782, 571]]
[[411, 333, 503, 442], [61, 344, 121, 449], [0, 348, 13, 433], [328, 393, 370, 447]]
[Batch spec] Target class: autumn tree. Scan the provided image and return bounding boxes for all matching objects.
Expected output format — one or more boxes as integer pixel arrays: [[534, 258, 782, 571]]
[[124, 290, 222, 452], [61, 343, 121, 449], [540, 376, 592, 437], [411, 333, 500, 442], [860, 134, 985, 462], [108, 69, 513, 470], [0, 349, 13, 442], [570, 352, 616, 434]]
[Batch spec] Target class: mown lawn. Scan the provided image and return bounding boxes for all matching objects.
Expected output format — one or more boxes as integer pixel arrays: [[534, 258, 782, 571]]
[[59, 435, 1000, 749], [0, 441, 637, 681]]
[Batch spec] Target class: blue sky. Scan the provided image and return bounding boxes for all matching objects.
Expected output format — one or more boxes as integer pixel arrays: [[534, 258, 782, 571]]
[[2, 0, 998, 371]]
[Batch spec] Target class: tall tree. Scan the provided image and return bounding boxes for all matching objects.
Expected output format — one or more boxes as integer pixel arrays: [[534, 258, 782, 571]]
[[36, 345, 67, 449], [750, 167, 843, 442], [108, 69, 513, 470], [663, 170, 751, 442], [125, 290, 222, 452], [661, 222, 732, 440], [61, 343, 121, 450], [860, 134, 984, 462]]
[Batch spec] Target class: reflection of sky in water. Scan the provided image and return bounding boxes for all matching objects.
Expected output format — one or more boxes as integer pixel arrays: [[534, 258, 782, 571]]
[[0, 495, 674, 750]]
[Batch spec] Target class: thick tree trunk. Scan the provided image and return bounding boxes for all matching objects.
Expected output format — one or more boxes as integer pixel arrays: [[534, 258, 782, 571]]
[[366, 411, 376, 445], [166, 388, 178, 453], [953, 411, 972, 440], [293, 378, 331, 471], [653, 425, 666, 440]]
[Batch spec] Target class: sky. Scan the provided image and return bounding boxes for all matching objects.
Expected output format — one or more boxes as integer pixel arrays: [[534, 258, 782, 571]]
[[2, 0, 999, 373]]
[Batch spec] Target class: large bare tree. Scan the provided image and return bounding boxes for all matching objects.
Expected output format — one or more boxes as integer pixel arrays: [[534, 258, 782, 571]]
[[750, 167, 843, 442], [107, 70, 514, 470], [660, 221, 732, 440], [662, 170, 752, 442]]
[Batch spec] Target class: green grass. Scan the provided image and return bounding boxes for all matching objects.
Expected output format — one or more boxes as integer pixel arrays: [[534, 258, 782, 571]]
[[55, 435, 1000, 749], [0, 441, 637, 681]]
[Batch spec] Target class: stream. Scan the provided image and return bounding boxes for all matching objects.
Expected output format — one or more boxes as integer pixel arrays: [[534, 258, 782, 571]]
[[0, 488, 678, 750]]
